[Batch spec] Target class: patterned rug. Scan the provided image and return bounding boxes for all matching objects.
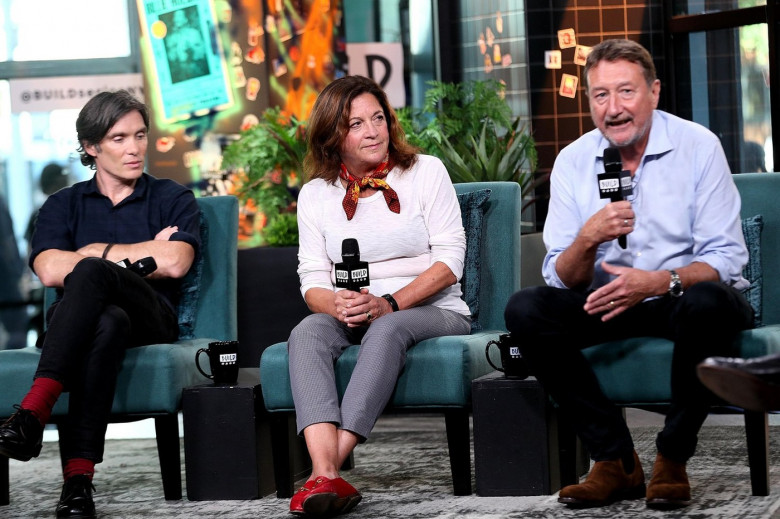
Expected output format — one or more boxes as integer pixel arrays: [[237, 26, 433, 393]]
[[4, 416, 780, 518]]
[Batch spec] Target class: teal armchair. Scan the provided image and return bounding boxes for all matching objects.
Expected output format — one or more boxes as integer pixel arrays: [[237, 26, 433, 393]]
[[0, 195, 238, 505], [259, 181, 523, 497], [567, 173, 780, 496]]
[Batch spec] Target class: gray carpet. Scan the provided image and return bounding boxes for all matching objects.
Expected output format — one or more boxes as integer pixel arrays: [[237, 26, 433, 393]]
[[4, 415, 780, 518]]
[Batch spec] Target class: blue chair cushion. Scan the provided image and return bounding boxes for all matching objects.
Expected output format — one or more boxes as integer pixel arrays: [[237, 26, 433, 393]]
[[0, 340, 210, 417], [106, 339, 209, 413], [177, 210, 208, 340], [583, 326, 780, 406], [457, 188, 491, 332], [0, 348, 70, 416], [741, 214, 763, 327], [260, 331, 498, 411], [584, 337, 674, 403]]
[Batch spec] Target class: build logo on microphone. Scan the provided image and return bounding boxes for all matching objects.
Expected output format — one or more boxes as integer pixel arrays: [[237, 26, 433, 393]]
[[350, 268, 369, 285], [599, 177, 620, 192]]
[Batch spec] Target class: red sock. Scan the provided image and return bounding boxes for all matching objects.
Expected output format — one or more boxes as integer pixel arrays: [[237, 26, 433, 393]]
[[63, 458, 95, 481], [20, 377, 63, 426]]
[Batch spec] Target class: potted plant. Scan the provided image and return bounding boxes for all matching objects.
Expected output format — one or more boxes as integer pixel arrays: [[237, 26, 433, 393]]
[[221, 107, 312, 361], [221, 106, 307, 247], [397, 79, 546, 217]]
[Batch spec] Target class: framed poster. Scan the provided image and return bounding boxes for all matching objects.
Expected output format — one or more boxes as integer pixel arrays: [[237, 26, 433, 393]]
[[137, 0, 233, 123]]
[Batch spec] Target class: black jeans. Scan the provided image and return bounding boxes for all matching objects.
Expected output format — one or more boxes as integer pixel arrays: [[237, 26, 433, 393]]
[[35, 258, 178, 463], [504, 281, 754, 464]]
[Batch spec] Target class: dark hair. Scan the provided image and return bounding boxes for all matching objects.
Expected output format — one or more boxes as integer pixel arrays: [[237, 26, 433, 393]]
[[76, 90, 149, 170], [39, 163, 69, 195], [304, 75, 418, 182], [584, 39, 657, 90], [743, 140, 767, 173]]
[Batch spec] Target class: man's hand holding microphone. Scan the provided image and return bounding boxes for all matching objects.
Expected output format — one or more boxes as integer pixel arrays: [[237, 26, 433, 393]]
[[597, 146, 634, 249]]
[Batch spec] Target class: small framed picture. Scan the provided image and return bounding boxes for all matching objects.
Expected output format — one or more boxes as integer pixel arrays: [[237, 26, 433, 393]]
[[545, 50, 562, 70], [558, 29, 576, 49], [559, 73, 579, 98], [574, 45, 592, 66]]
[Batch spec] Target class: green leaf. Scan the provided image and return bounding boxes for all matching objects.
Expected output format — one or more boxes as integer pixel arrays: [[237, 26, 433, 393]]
[[399, 79, 542, 202], [263, 212, 299, 247], [221, 106, 306, 247]]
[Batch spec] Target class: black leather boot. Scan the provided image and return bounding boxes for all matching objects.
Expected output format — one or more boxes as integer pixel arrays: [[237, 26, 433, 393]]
[[0, 405, 44, 461], [56, 475, 96, 518]]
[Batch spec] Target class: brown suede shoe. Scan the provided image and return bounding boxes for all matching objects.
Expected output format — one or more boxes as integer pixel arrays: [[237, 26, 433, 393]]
[[646, 452, 691, 509], [558, 450, 645, 507]]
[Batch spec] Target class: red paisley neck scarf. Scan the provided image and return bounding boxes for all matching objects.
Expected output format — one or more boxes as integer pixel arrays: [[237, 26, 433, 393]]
[[339, 157, 400, 220]]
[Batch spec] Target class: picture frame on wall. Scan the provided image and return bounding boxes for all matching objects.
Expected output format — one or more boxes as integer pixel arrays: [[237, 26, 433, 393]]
[[137, 0, 234, 123]]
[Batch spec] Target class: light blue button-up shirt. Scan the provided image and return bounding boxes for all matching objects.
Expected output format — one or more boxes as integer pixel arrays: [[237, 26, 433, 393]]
[[542, 110, 748, 293]]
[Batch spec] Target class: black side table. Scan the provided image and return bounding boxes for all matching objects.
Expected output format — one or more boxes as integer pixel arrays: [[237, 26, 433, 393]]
[[472, 371, 589, 496], [182, 369, 276, 500]]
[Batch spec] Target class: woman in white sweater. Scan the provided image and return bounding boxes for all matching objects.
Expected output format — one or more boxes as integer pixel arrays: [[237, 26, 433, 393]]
[[287, 75, 471, 517]]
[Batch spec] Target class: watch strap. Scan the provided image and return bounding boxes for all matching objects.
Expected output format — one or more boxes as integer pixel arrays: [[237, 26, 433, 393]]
[[382, 293, 399, 312]]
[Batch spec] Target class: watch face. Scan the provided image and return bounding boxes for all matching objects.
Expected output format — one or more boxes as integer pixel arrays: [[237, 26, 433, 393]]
[[669, 270, 683, 297]]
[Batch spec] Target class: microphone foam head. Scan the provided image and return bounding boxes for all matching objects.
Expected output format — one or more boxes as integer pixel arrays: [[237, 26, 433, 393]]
[[341, 238, 360, 261], [603, 147, 622, 172]]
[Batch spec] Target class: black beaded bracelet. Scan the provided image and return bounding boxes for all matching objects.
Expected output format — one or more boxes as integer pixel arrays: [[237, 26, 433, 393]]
[[382, 293, 399, 312]]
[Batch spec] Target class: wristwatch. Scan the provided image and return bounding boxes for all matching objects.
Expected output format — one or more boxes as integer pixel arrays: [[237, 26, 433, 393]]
[[668, 270, 684, 298], [382, 293, 399, 312]]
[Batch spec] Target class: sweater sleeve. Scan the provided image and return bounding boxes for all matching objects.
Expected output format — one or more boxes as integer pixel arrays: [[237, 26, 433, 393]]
[[421, 158, 466, 280], [296, 182, 336, 298]]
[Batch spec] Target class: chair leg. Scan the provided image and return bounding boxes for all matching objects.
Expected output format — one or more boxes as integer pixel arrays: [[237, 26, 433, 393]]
[[154, 414, 182, 501], [56, 423, 69, 472], [744, 410, 769, 496], [444, 409, 472, 496], [1, 455, 8, 505], [270, 413, 295, 499]]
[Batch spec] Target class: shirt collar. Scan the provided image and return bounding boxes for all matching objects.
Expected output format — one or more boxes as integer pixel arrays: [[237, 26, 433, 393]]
[[642, 110, 674, 159], [83, 172, 150, 203]]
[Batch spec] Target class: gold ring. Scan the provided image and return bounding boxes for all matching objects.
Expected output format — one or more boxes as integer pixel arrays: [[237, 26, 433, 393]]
[[609, 301, 615, 307], [366, 311, 373, 321]]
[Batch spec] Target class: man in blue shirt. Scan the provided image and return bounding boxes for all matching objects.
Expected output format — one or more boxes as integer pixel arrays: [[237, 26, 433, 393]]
[[505, 40, 753, 509], [0, 90, 200, 518]]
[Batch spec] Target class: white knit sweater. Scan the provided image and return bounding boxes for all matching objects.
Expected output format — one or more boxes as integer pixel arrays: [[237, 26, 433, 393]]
[[296, 154, 470, 316]]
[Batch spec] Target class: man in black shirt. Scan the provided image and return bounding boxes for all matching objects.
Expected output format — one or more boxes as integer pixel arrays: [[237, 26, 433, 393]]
[[0, 90, 200, 518]]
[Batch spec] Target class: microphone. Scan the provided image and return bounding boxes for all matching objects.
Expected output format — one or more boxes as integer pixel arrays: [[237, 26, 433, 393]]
[[116, 257, 157, 277], [334, 238, 370, 291], [597, 147, 633, 248]]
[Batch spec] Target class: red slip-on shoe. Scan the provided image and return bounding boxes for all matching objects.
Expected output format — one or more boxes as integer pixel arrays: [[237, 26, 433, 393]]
[[290, 479, 317, 515], [302, 476, 362, 516]]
